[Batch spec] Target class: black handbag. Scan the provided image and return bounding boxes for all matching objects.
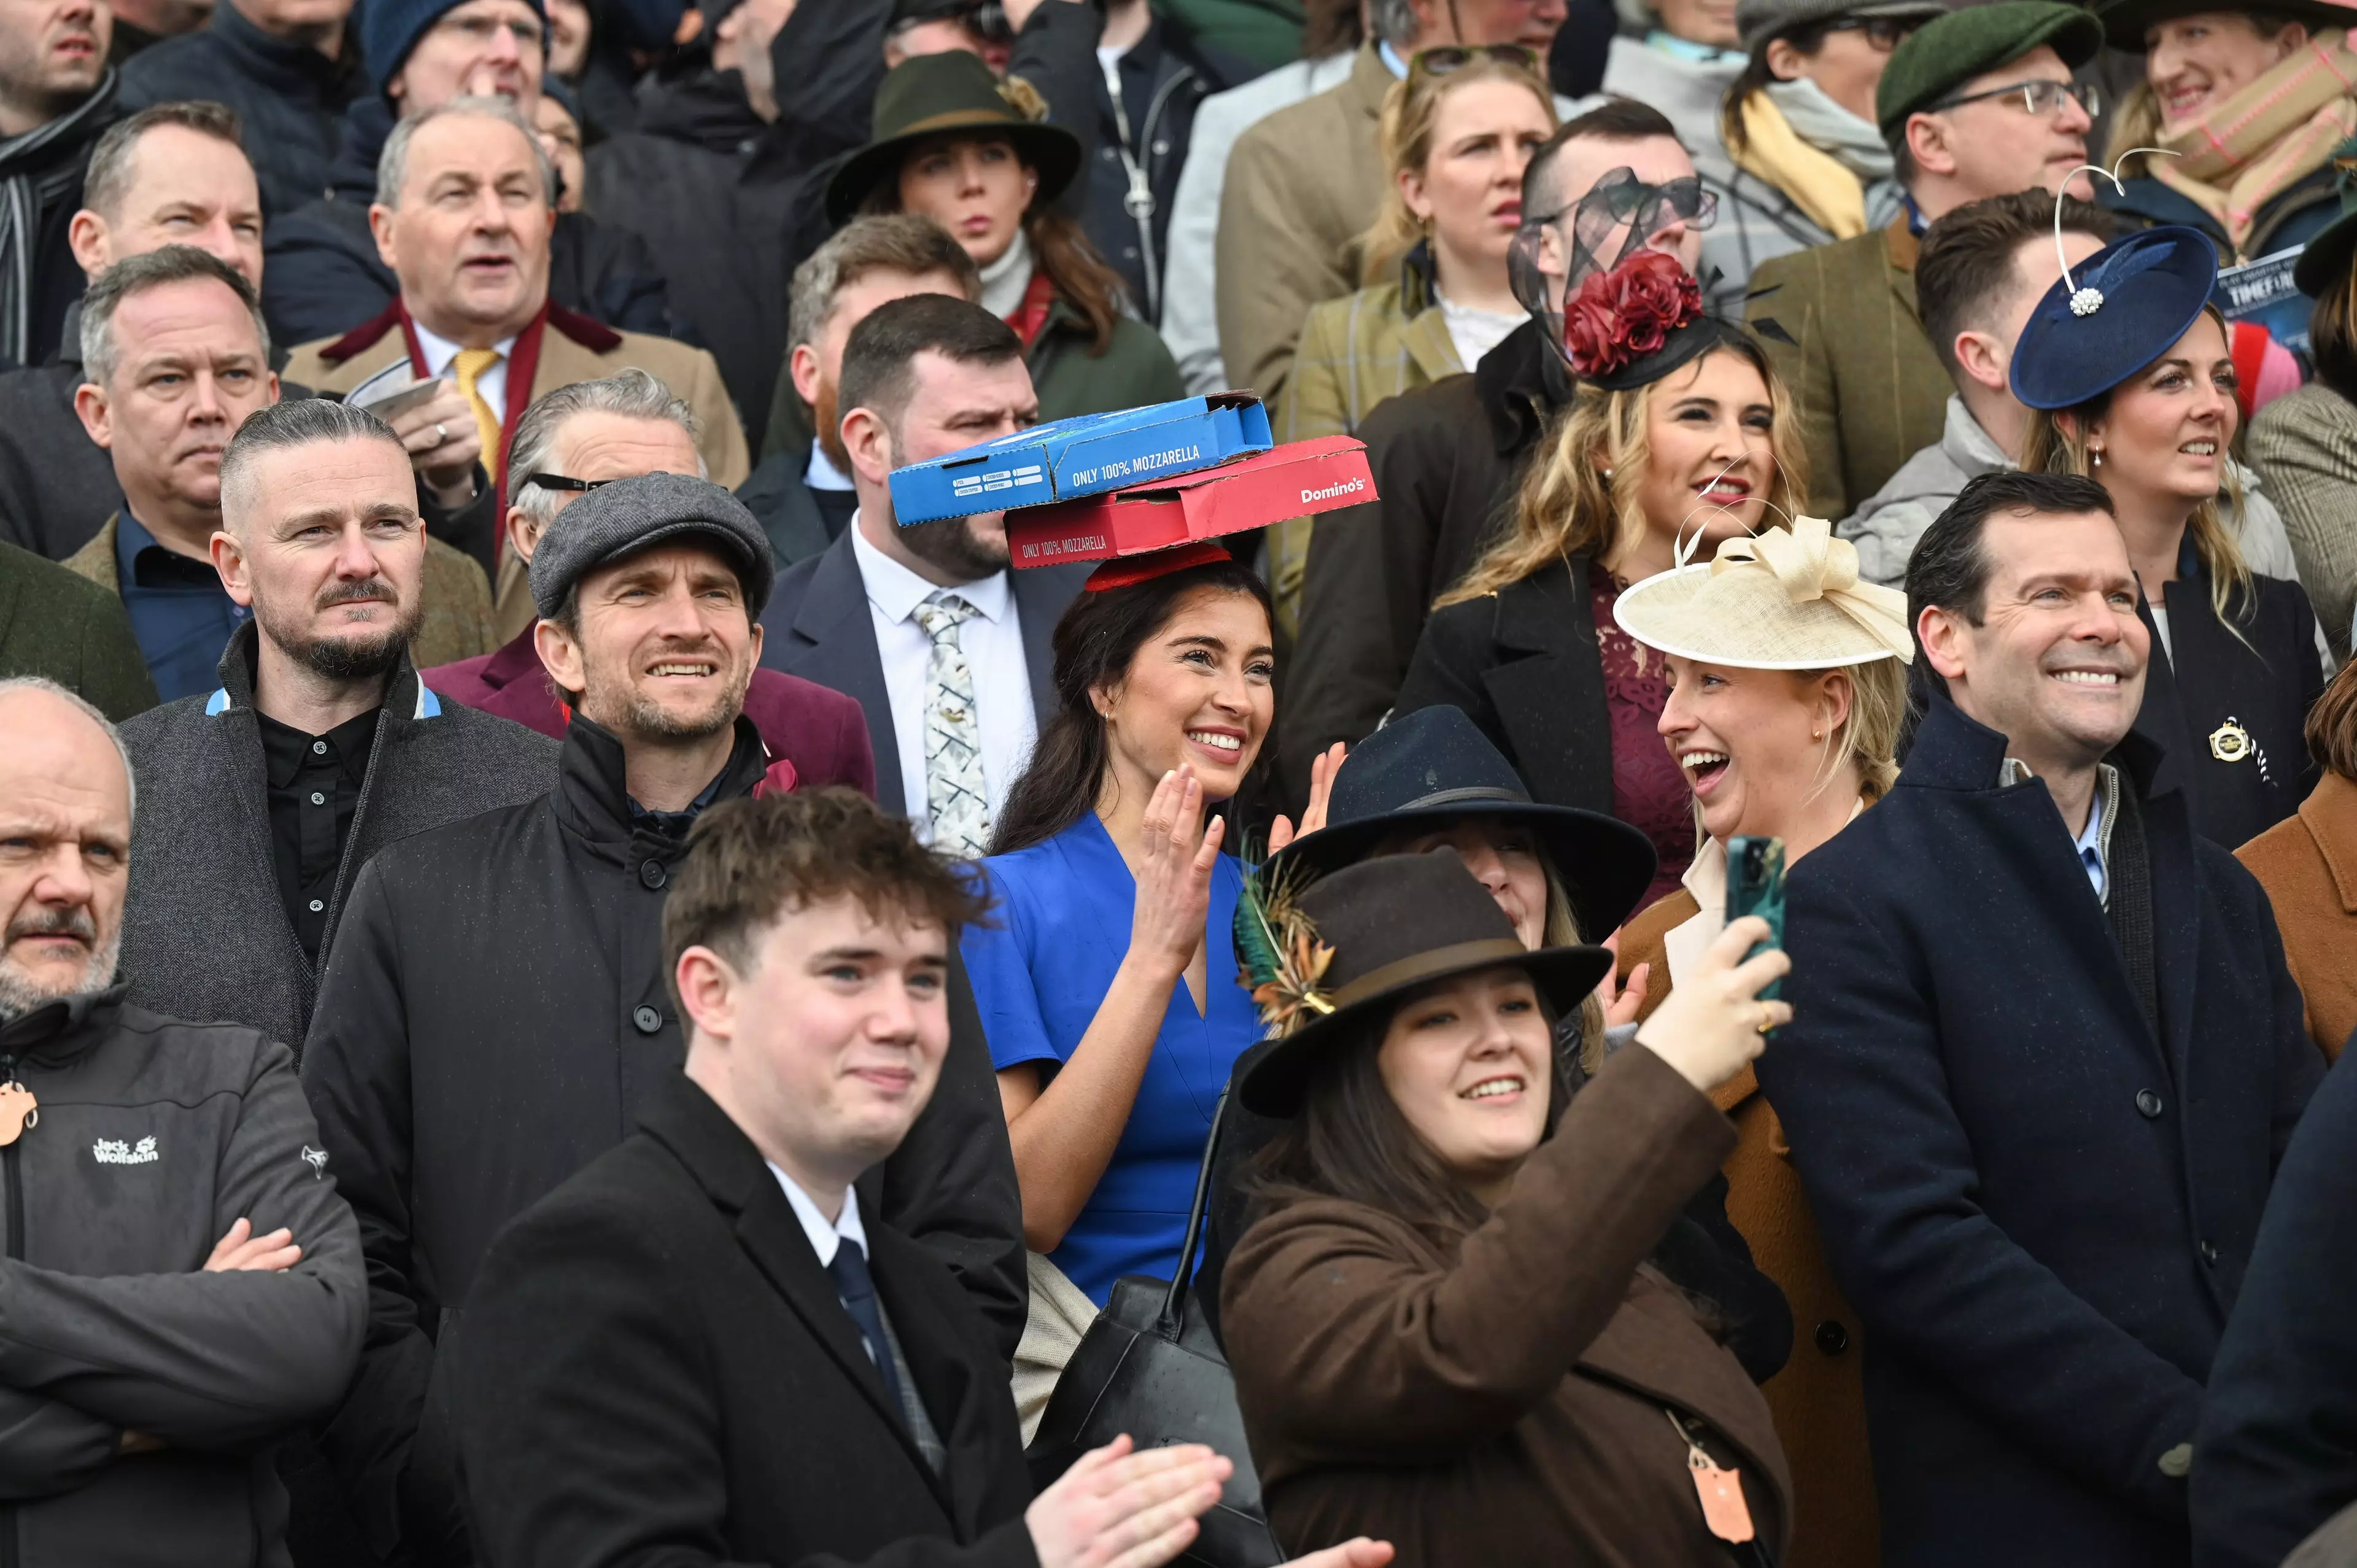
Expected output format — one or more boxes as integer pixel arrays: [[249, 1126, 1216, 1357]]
[[1024, 1089, 1284, 1567]]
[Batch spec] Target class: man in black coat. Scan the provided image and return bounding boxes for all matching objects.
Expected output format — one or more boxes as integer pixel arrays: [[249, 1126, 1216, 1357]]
[[1277, 100, 1700, 809], [453, 787, 1299, 1568], [0, 3, 117, 372], [1755, 470, 2322, 1567], [117, 0, 364, 220], [304, 472, 1026, 1568], [260, 0, 674, 346]]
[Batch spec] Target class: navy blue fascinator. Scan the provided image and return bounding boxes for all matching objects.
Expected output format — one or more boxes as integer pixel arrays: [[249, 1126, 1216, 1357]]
[[2010, 225, 2219, 412]]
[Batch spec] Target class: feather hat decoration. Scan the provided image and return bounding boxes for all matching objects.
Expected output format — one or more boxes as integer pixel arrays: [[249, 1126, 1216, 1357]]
[[1233, 861, 1336, 1035]]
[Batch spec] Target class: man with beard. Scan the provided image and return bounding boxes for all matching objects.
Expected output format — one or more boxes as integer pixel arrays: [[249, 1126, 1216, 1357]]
[[116, 392, 555, 1056], [60, 245, 498, 698], [761, 293, 1089, 853], [0, 676, 366, 1567], [737, 214, 978, 566], [0, 0, 118, 371], [304, 471, 1026, 1567]]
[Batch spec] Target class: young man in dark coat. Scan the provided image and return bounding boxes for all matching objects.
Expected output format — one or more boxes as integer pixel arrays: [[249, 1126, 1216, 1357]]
[[0, 0, 117, 372], [303, 471, 1027, 1568], [117, 395, 556, 1060], [0, 676, 366, 1568], [258, 0, 675, 347], [1755, 469, 2322, 1567], [1277, 101, 1701, 809]]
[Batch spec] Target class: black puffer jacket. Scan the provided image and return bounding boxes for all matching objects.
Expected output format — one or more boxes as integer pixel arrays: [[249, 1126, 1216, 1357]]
[[261, 95, 679, 347], [301, 713, 1026, 1566], [0, 990, 365, 1567]]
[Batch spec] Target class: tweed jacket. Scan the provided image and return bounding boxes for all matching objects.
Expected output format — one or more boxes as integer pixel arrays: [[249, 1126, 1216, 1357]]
[[1619, 877, 1878, 1568], [2251, 381, 2357, 662], [0, 535, 156, 719], [1746, 218, 1948, 520], [118, 622, 558, 1054], [2235, 770, 2357, 1064], [64, 512, 496, 671], [284, 303, 750, 492], [1215, 43, 1393, 409], [1269, 255, 1463, 639]]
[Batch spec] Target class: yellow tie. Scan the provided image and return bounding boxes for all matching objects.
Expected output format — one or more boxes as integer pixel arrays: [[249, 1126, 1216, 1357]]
[[452, 347, 504, 472]]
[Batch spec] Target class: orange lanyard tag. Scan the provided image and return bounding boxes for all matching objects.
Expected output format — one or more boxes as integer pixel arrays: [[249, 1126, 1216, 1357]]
[[1669, 1411, 1755, 1543]]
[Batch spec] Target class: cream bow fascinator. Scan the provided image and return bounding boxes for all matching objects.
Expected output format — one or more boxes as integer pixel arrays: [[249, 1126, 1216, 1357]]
[[1610, 517, 1914, 669]]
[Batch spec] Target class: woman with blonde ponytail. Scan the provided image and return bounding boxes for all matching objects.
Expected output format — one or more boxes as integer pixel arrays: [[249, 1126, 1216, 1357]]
[[2013, 223, 2326, 849]]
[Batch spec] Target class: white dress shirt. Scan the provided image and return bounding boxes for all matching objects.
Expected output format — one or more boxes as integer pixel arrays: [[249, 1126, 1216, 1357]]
[[848, 514, 1038, 835], [805, 442, 855, 493], [767, 1159, 869, 1268], [409, 320, 519, 420]]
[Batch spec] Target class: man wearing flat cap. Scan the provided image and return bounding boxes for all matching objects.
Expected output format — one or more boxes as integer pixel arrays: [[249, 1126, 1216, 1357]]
[[300, 471, 1026, 1567], [1745, 0, 2105, 518]]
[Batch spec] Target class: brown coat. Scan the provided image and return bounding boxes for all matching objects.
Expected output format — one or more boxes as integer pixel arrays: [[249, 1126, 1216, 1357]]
[[1222, 1043, 1791, 1567], [2235, 769, 2357, 1062], [64, 512, 495, 671], [1619, 887, 1876, 1568]]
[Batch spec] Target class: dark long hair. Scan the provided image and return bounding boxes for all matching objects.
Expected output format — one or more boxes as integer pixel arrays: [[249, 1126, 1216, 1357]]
[[989, 558, 1275, 857]]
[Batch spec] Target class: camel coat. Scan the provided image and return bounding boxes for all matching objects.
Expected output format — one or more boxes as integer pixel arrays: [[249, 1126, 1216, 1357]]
[[2235, 770, 2357, 1062], [1223, 1043, 1791, 1567], [1619, 836, 1876, 1568]]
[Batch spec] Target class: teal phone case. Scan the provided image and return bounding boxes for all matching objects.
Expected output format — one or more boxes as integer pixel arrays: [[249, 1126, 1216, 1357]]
[[1723, 836, 1786, 1002]]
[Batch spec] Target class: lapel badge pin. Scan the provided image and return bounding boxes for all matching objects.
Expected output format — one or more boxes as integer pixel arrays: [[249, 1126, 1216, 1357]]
[[2209, 719, 2252, 763]]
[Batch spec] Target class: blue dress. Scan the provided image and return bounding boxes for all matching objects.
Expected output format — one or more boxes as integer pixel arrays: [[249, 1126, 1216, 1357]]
[[962, 812, 1260, 1305]]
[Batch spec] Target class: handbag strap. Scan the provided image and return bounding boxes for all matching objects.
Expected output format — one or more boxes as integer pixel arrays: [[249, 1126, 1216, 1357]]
[[1156, 1086, 1231, 1337]]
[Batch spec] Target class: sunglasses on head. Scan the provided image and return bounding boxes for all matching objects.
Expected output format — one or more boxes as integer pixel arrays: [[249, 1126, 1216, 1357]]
[[1410, 43, 1541, 78]]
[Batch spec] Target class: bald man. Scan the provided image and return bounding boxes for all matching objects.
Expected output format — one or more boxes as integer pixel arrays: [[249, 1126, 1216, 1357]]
[[0, 674, 365, 1564], [115, 395, 555, 1059]]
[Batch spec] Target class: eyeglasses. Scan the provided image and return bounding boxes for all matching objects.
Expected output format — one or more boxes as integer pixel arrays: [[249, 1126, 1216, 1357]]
[[1820, 15, 1918, 51], [1929, 78, 2099, 120], [520, 473, 616, 493], [1409, 44, 1541, 79]]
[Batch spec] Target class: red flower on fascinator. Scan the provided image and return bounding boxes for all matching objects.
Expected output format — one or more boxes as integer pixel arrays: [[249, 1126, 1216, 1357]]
[[1562, 251, 1705, 378]]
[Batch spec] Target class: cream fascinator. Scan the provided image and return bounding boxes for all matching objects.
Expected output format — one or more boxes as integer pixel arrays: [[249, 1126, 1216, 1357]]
[[1611, 516, 1913, 670]]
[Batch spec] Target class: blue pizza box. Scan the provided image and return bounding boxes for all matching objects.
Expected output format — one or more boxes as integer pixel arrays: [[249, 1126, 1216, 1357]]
[[888, 392, 1271, 525]]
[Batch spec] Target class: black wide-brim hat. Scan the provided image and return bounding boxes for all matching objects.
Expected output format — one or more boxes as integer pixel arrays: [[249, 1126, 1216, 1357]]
[[824, 50, 1085, 230], [1236, 849, 1615, 1118], [2094, 0, 2356, 52], [1258, 705, 1658, 942], [2010, 225, 2220, 412]]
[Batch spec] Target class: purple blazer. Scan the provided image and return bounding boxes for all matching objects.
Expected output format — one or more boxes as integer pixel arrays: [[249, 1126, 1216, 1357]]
[[424, 629, 878, 799]]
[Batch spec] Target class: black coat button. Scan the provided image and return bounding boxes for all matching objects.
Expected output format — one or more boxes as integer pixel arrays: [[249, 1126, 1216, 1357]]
[[640, 860, 667, 890], [2136, 1089, 2164, 1118], [632, 1005, 661, 1034], [2200, 1240, 2220, 1267], [1814, 1319, 1849, 1356]]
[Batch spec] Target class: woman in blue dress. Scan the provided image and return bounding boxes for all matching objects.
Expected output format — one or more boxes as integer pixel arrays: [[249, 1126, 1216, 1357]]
[[962, 541, 1331, 1307]]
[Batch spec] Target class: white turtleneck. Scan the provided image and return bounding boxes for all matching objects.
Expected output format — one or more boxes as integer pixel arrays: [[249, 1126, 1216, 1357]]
[[978, 230, 1035, 320]]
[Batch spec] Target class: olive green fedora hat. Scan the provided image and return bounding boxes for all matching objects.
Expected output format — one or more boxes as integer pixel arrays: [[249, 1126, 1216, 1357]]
[[824, 50, 1085, 229]]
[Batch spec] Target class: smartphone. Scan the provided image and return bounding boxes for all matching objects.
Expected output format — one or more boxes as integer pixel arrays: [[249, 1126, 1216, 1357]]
[[1723, 836, 1787, 1002]]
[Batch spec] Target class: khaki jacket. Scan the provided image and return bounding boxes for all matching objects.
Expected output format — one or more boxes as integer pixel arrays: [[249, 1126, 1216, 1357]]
[[1269, 265, 1461, 639], [1215, 43, 1393, 411], [1746, 220, 1948, 520], [1223, 1044, 1790, 1566], [2251, 381, 2357, 662], [65, 512, 497, 672], [1619, 886, 1877, 1568], [2235, 769, 2357, 1063]]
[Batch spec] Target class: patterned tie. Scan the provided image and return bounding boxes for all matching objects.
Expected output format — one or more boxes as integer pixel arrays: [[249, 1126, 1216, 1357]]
[[911, 590, 991, 856], [451, 347, 504, 472], [825, 1240, 911, 1437]]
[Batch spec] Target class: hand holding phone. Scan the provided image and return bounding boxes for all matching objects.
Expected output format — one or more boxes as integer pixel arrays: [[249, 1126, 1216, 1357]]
[[1724, 836, 1787, 1003]]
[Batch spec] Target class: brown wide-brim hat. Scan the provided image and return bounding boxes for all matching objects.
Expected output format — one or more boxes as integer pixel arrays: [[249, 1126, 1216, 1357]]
[[1236, 849, 1613, 1119], [824, 50, 1085, 230]]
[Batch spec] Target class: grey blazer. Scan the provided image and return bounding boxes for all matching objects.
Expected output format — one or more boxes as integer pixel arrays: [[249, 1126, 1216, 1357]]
[[2251, 381, 2357, 663]]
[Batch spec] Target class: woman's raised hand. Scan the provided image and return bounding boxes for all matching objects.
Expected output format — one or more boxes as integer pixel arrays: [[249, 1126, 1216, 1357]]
[[1632, 916, 1791, 1093], [1267, 742, 1348, 855], [1130, 765, 1225, 979]]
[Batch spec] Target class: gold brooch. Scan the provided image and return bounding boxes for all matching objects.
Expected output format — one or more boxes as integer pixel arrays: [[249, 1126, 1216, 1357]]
[[2210, 720, 2251, 763]]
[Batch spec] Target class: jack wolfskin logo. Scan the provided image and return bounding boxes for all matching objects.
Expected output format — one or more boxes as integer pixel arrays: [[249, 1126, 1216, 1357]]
[[301, 1146, 328, 1179], [92, 1136, 158, 1165]]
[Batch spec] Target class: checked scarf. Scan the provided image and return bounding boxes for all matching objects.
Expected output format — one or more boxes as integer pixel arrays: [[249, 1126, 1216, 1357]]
[[0, 69, 115, 367]]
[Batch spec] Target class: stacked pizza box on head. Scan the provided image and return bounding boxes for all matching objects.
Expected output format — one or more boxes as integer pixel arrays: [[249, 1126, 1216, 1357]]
[[886, 392, 1377, 570]]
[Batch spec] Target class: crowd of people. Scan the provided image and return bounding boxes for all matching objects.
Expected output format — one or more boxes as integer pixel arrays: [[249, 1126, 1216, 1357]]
[[6, 0, 2357, 1563]]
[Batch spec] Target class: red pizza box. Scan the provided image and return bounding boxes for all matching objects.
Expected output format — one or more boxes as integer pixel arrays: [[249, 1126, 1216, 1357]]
[[1007, 435, 1374, 568]]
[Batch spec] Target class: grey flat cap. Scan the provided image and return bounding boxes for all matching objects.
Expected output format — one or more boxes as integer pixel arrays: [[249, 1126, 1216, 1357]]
[[528, 471, 776, 620], [1735, 0, 1947, 54]]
